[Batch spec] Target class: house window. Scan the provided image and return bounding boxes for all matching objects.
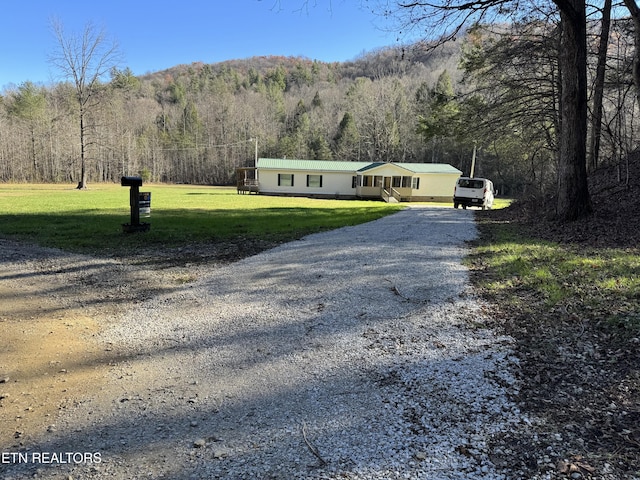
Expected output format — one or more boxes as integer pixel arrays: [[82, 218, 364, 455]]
[[374, 176, 383, 187], [278, 173, 294, 187], [392, 176, 401, 188], [412, 177, 420, 189], [363, 175, 374, 187], [401, 176, 412, 188], [352, 176, 358, 188], [307, 174, 323, 188]]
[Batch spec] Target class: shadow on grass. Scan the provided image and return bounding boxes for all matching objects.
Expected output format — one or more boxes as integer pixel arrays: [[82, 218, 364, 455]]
[[0, 206, 400, 260], [467, 211, 640, 477]]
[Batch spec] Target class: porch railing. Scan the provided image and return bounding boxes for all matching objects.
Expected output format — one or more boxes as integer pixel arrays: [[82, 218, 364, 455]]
[[237, 178, 259, 194], [381, 187, 401, 203]]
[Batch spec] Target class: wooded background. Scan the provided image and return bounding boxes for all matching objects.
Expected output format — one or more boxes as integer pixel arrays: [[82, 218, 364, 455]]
[[0, 17, 637, 197]]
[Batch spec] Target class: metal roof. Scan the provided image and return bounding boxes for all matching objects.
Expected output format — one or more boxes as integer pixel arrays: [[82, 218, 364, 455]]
[[257, 158, 461, 175], [257, 158, 371, 171], [396, 163, 462, 174]]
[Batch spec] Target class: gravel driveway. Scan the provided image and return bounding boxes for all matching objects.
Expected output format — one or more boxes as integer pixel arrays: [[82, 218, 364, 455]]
[[3, 206, 524, 480]]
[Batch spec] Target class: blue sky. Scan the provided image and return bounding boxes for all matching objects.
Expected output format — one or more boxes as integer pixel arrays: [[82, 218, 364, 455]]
[[0, 0, 403, 90]]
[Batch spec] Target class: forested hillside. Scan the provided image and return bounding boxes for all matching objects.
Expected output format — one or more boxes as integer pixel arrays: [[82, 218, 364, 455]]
[[0, 41, 464, 187], [0, 18, 638, 196]]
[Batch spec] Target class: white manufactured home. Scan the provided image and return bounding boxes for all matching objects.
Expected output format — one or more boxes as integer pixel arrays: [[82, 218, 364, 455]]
[[238, 158, 462, 203]]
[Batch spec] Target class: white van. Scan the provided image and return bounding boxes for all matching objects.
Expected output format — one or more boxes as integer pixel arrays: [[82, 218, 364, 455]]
[[453, 177, 495, 210]]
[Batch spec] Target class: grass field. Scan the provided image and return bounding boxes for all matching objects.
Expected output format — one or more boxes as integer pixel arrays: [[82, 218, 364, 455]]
[[0, 183, 405, 256]]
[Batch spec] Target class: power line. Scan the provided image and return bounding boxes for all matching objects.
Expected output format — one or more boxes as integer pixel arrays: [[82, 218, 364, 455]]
[[158, 138, 255, 152]]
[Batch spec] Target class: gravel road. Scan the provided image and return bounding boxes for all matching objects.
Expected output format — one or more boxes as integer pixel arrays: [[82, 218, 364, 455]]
[[2, 206, 525, 480]]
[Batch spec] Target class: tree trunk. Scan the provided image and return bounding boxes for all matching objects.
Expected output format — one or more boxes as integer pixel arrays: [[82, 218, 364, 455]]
[[77, 107, 87, 189], [589, 0, 612, 173], [554, 0, 592, 220], [623, 0, 640, 107], [30, 126, 39, 182]]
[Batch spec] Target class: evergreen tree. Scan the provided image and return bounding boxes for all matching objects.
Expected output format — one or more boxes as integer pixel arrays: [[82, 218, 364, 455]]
[[334, 112, 360, 160]]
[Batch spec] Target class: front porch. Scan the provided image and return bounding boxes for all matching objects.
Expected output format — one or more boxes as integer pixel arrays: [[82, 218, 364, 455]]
[[236, 167, 259, 194], [356, 174, 414, 203]]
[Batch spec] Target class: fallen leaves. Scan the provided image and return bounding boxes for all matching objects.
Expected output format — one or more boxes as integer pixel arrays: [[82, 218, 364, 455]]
[[557, 456, 596, 475], [470, 164, 640, 479]]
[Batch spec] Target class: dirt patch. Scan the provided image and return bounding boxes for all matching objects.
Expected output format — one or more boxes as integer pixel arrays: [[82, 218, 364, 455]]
[[0, 248, 126, 451], [0, 289, 106, 447], [0, 237, 278, 455]]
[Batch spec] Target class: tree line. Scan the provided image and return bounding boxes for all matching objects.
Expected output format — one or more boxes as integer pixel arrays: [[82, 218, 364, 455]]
[[0, 15, 638, 205]]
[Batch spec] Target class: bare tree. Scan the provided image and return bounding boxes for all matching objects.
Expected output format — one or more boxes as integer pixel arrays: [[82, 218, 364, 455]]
[[589, 0, 612, 172], [49, 18, 122, 189], [6, 82, 48, 180]]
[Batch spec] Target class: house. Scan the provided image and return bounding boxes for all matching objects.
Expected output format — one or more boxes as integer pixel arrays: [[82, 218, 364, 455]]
[[237, 158, 462, 203]]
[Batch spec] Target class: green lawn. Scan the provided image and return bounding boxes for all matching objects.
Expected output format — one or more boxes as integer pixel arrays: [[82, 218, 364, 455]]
[[0, 183, 404, 256]]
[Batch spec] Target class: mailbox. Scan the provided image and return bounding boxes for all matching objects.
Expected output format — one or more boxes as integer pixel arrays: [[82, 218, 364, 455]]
[[121, 176, 150, 233], [121, 176, 143, 187]]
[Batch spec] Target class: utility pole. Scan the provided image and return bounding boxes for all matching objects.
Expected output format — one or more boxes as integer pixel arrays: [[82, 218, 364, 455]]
[[470, 143, 477, 178]]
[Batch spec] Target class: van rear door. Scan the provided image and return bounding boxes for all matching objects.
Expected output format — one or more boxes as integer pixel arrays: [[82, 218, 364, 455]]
[[454, 178, 488, 208]]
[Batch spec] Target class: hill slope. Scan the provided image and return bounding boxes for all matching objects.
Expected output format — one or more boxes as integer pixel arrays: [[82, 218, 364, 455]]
[[141, 40, 463, 84], [495, 153, 640, 247]]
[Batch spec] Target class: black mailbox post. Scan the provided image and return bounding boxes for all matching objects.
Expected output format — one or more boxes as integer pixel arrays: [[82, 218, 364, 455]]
[[121, 176, 150, 233]]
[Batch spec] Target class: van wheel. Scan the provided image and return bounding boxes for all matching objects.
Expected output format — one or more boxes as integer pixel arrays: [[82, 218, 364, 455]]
[[454, 203, 459, 209]]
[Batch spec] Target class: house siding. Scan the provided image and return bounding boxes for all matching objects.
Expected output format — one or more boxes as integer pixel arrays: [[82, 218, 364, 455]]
[[256, 158, 461, 202], [259, 169, 357, 198], [412, 173, 461, 202]]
